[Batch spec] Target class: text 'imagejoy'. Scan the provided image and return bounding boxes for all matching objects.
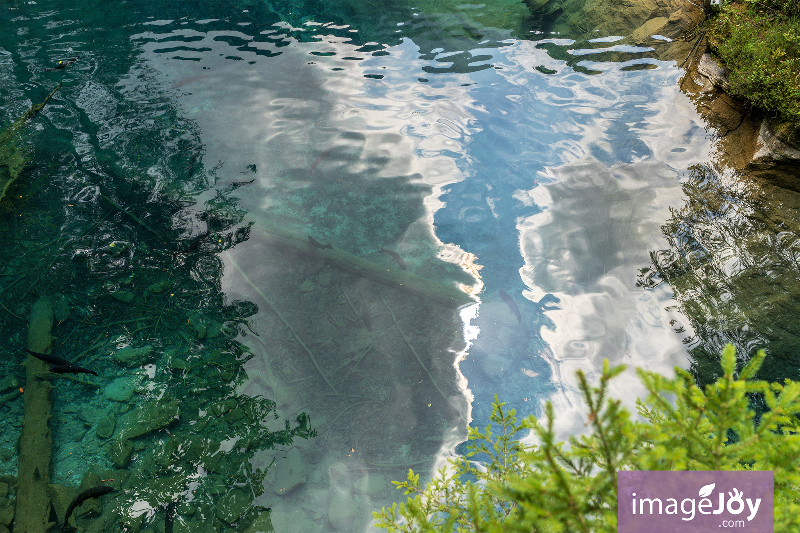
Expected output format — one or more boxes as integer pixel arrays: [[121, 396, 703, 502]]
[[618, 471, 774, 532]]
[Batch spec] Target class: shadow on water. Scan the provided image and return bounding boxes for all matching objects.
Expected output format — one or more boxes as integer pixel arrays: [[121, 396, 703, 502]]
[[640, 163, 800, 389]]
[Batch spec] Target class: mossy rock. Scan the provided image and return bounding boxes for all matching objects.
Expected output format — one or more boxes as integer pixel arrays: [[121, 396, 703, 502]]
[[95, 415, 116, 439]]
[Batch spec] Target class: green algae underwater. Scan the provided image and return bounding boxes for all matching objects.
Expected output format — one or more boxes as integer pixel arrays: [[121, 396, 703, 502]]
[[0, 84, 321, 532]]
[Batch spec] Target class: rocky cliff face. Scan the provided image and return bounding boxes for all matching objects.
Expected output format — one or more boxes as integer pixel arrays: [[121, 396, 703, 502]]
[[684, 52, 800, 190], [524, 0, 800, 184]]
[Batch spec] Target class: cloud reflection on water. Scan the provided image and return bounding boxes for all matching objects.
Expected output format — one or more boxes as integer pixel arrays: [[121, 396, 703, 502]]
[[136, 17, 719, 529], [483, 40, 713, 440]]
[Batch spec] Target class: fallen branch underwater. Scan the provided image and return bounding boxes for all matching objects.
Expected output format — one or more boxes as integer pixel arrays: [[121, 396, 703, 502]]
[[248, 223, 476, 308]]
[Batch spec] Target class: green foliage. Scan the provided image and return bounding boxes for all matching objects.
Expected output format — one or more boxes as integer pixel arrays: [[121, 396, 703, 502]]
[[376, 346, 800, 532], [741, 0, 799, 17], [708, 1, 800, 131]]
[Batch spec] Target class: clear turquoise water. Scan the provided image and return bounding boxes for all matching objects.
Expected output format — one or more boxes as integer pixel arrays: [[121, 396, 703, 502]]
[[2, 0, 793, 532]]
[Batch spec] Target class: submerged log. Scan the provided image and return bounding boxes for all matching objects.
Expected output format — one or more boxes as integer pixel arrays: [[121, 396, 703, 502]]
[[15, 297, 55, 533], [0, 84, 61, 202], [252, 223, 476, 308]]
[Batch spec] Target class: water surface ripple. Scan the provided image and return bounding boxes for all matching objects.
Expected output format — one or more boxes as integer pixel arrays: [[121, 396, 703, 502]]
[[0, 0, 732, 531]]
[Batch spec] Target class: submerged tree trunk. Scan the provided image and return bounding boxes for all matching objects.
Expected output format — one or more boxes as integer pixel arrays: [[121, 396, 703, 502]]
[[14, 297, 55, 533]]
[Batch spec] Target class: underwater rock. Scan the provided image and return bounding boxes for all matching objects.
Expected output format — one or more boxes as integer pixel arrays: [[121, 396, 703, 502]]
[[0, 501, 13, 528], [318, 268, 332, 287], [299, 279, 315, 293], [106, 439, 133, 469], [192, 322, 207, 340], [116, 510, 144, 533], [328, 489, 359, 532], [178, 502, 195, 517], [111, 290, 135, 303], [300, 488, 329, 520], [147, 280, 171, 294], [186, 311, 223, 339], [112, 345, 154, 367], [115, 398, 180, 440], [215, 488, 250, 525], [135, 474, 189, 507], [76, 472, 104, 520], [351, 329, 372, 353], [327, 461, 357, 531], [244, 512, 273, 533], [46, 483, 74, 527], [271, 448, 307, 495], [170, 358, 188, 371], [0, 376, 19, 394], [206, 321, 223, 339], [95, 416, 115, 439], [105, 376, 139, 402]]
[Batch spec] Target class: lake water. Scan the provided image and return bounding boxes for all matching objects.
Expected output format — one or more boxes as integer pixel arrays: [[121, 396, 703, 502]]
[[0, 0, 796, 532]]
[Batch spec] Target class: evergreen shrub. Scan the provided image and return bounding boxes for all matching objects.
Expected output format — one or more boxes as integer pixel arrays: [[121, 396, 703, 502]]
[[708, 1, 800, 132], [376, 345, 800, 532]]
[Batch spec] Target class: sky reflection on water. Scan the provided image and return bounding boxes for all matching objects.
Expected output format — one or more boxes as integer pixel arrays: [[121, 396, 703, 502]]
[[132, 11, 716, 528], [0, 1, 729, 531]]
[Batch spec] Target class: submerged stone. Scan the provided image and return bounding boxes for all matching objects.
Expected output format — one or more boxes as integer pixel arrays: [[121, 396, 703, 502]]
[[0, 500, 12, 527], [107, 439, 133, 469], [170, 358, 188, 371], [115, 398, 180, 440], [353, 473, 388, 498], [77, 472, 103, 519], [328, 489, 358, 532], [105, 376, 139, 401], [96, 415, 115, 439], [271, 448, 306, 495], [111, 290, 135, 303], [46, 483, 73, 526], [481, 353, 511, 383], [244, 513, 273, 533], [318, 268, 332, 287], [208, 321, 224, 339], [112, 345, 154, 367], [147, 280, 171, 294], [215, 488, 251, 525]]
